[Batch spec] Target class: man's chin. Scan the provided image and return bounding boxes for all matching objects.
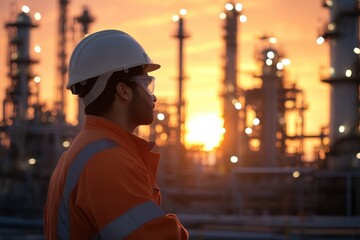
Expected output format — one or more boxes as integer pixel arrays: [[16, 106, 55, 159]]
[[139, 118, 154, 126]]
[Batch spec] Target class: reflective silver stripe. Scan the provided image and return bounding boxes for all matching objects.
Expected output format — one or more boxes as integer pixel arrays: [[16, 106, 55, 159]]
[[93, 200, 165, 240], [57, 139, 118, 240]]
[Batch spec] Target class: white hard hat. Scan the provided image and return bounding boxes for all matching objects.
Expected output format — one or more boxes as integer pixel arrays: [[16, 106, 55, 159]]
[[67, 29, 160, 106]]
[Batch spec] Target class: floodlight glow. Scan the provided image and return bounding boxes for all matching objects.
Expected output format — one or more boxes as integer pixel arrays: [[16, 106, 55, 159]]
[[245, 127, 252, 134], [230, 156, 238, 163], [63, 140, 70, 148], [225, 3, 234, 11], [172, 15, 180, 22], [28, 158, 36, 165], [316, 37, 325, 45], [34, 44, 41, 53], [235, 102, 242, 110], [267, 51, 275, 59], [22, 5, 30, 13], [345, 69, 352, 77], [34, 76, 41, 83], [339, 125, 345, 133], [253, 118, 260, 126], [34, 12, 42, 21], [157, 113, 165, 121], [269, 37, 277, 44], [282, 58, 291, 65], [235, 3, 243, 11], [179, 9, 187, 16], [219, 12, 227, 20], [354, 47, 360, 54], [239, 15, 247, 23], [292, 171, 300, 178]]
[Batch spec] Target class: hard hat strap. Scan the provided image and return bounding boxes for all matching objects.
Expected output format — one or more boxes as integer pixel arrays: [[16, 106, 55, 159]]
[[82, 71, 113, 107]]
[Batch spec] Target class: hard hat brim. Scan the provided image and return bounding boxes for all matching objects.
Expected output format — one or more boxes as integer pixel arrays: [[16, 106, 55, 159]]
[[145, 63, 161, 72]]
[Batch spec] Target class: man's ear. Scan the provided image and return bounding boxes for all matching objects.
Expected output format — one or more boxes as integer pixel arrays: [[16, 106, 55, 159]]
[[115, 82, 132, 101]]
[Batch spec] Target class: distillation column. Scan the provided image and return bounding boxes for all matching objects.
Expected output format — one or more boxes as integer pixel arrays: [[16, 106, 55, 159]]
[[173, 10, 188, 165], [321, 0, 360, 169], [260, 48, 282, 166], [221, 3, 242, 167], [75, 7, 94, 127], [56, 0, 69, 121], [4, 11, 38, 162], [4, 12, 38, 123]]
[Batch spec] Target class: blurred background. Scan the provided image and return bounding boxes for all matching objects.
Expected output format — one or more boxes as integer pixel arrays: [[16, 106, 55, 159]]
[[0, 0, 359, 239]]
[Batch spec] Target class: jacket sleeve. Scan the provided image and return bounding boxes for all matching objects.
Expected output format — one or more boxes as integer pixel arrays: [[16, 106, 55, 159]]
[[77, 149, 189, 240], [125, 213, 189, 240]]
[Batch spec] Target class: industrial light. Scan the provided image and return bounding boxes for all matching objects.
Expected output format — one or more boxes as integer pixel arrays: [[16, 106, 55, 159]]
[[63, 140, 70, 148], [356, 152, 360, 159], [292, 171, 300, 178], [172, 15, 180, 22], [325, 0, 333, 7], [239, 15, 247, 23], [28, 158, 36, 165], [245, 127, 252, 134], [235, 102, 242, 110], [22, 5, 30, 13], [34, 12, 42, 21], [219, 12, 227, 20], [269, 37, 277, 44], [157, 113, 165, 121], [230, 156, 238, 163], [267, 51, 275, 59], [179, 9, 187, 16], [34, 44, 41, 53], [345, 69, 352, 77], [225, 3, 234, 11], [354, 47, 360, 54], [249, 139, 260, 151], [338, 125, 345, 133], [329, 67, 335, 75], [281, 58, 291, 65], [34, 76, 41, 83], [11, 53, 18, 60], [253, 118, 260, 126], [171, 10, 185, 22], [327, 23, 336, 31], [316, 37, 325, 45], [266, 59, 273, 66], [235, 3, 243, 11], [277, 62, 284, 70]]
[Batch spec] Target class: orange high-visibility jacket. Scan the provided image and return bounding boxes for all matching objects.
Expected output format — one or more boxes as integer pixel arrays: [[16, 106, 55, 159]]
[[44, 115, 189, 240]]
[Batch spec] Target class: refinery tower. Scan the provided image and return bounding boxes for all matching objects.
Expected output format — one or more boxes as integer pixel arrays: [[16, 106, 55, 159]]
[[320, 0, 360, 169], [0, 1, 94, 221]]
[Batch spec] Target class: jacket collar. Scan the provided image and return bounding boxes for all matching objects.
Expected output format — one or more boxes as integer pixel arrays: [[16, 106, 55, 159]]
[[84, 115, 157, 154]]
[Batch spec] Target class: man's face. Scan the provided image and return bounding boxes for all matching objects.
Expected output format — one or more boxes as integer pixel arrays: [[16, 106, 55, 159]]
[[128, 75, 157, 126]]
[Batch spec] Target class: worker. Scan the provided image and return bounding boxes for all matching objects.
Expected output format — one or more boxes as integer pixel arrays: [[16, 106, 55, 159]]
[[44, 29, 189, 240]]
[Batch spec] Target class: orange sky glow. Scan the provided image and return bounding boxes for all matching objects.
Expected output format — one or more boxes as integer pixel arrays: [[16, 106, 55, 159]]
[[0, 0, 329, 160]]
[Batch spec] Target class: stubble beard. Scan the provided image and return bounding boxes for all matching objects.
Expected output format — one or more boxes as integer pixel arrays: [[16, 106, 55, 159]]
[[129, 90, 154, 126]]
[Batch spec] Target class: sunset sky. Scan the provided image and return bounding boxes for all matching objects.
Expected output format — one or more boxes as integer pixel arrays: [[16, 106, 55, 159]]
[[0, 0, 329, 159]]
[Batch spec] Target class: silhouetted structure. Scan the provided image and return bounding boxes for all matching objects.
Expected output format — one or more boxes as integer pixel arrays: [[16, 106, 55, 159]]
[[0, 10, 78, 219]]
